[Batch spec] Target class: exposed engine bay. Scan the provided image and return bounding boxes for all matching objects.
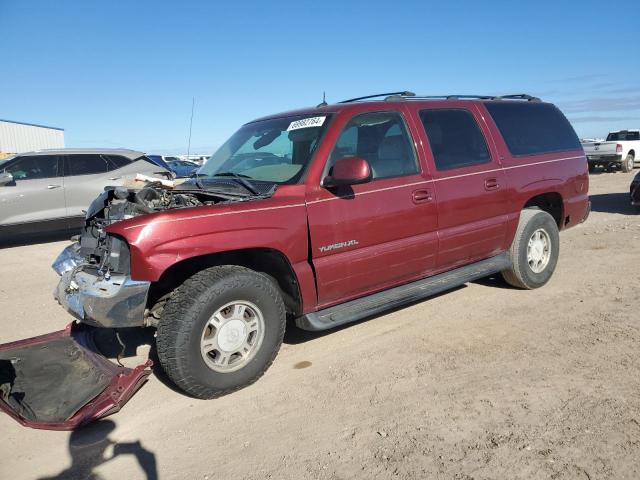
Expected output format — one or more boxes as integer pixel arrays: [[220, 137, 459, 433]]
[[76, 181, 273, 276]]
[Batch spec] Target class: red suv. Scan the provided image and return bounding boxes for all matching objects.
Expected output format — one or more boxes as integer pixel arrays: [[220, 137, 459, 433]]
[[1, 92, 590, 428]]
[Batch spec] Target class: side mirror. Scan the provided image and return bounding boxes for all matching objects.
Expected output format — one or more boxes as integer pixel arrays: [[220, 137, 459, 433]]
[[0, 172, 14, 186], [322, 156, 372, 188]]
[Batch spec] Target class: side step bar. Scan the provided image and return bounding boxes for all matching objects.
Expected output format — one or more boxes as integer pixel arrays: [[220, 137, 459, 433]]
[[296, 253, 510, 331]]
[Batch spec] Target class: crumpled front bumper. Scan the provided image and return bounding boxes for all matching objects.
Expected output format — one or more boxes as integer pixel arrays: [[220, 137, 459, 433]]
[[52, 243, 151, 328]]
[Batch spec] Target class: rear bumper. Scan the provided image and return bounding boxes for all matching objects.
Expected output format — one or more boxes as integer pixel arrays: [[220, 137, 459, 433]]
[[53, 244, 150, 328], [587, 154, 622, 164]]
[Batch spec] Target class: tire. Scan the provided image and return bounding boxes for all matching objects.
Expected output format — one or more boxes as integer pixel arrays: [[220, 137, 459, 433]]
[[156, 265, 286, 399], [588, 163, 596, 173], [501, 209, 560, 290], [622, 153, 634, 173]]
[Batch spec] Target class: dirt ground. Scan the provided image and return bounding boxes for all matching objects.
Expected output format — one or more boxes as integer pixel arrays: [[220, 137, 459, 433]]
[[0, 171, 638, 480]]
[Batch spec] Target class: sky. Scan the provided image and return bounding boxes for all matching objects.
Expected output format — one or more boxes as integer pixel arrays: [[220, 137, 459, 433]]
[[1, 0, 639, 154]]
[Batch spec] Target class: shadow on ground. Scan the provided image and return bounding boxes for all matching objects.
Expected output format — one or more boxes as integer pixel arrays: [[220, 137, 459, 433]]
[[37, 420, 157, 480], [0, 230, 74, 248], [472, 273, 514, 290], [90, 327, 187, 396], [283, 285, 467, 345], [590, 192, 637, 215]]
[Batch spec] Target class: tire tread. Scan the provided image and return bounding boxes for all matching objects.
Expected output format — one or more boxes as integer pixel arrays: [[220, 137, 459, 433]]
[[156, 265, 286, 399]]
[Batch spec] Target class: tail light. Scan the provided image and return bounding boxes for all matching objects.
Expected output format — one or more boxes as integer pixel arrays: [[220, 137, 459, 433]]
[[616, 144, 623, 153]]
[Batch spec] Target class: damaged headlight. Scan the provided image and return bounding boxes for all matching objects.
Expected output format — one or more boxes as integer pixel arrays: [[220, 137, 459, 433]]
[[78, 231, 131, 276], [105, 235, 131, 275]]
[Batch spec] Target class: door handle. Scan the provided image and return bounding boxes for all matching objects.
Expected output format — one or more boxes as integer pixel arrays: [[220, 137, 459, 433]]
[[109, 176, 121, 180], [484, 178, 500, 191], [47, 184, 62, 189], [412, 189, 433, 204]]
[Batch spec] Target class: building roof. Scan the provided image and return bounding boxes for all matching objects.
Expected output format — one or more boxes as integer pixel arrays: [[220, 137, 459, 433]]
[[0, 119, 64, 131], [19, 148, 146, 160]]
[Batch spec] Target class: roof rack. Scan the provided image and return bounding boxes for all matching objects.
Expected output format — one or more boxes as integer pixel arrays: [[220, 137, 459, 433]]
[[338, 91, 416, 103], [409, 93, 541, 102], [338, 92, 541, 103]]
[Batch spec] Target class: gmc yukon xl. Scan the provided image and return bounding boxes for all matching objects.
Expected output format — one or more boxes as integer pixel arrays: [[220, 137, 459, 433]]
[[0, 92, 590, 429]]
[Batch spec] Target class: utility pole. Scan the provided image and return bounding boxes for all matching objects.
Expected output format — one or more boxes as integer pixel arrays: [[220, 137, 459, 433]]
[[186, 97, 195, 160]]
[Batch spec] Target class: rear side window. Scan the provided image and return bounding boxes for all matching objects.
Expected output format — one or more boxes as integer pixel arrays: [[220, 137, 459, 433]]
[[64, 154, 109, 176], [419, 109, 491, 171], [5, 155, 59, 180], [485, 102, 581, 156]]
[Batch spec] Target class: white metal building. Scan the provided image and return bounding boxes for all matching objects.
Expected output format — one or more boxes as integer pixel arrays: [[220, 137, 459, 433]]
[[0, 119, 65, 155]]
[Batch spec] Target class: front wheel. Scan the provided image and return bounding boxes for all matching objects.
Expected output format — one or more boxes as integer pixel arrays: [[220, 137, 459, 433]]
[[622, 154, 635, 173], [501, 209, 560, 289], [156, 266, 286, 399]]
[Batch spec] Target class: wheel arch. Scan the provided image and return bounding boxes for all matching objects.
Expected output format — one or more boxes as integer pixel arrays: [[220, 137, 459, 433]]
[[523, 192, 564, 228], [148, 247, 303, 317]]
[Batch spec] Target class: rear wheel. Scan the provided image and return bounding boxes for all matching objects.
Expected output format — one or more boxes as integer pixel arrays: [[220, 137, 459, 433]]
[[622, 153, 635, 173], [156, 265, 286, 399], [501, 209, 560, 289]]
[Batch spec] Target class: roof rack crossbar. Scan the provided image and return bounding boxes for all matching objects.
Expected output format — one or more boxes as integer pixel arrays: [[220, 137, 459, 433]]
[[338, 91, 416, 103]]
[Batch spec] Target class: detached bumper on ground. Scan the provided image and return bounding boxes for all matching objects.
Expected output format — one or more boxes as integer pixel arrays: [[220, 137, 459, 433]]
[[0, 324, 151, 431]]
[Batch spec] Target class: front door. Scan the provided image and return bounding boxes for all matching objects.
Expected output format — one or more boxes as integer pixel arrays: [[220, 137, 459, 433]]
[[306, 110, 439, 307], [0, 154, 65, 228]]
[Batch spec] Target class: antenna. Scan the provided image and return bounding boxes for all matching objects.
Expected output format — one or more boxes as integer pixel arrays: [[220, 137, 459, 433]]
[[317, 91, 328, 107], [186, 97, 195, 160]]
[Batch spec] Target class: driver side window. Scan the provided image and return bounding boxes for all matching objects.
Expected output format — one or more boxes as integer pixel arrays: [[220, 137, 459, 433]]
[[327, 112, 418, 180], [6, 155, 60, 180]]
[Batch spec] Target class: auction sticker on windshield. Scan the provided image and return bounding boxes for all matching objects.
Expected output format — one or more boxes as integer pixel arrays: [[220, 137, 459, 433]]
[[287, 116, 326, 131]]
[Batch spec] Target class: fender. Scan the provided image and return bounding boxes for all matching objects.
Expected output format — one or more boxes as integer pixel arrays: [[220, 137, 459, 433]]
[[105, 193, 318, 312], [503, 177, 566, 248]]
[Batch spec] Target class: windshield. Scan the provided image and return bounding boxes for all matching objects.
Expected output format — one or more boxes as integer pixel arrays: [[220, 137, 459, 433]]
[[198, 114, 332, 184]]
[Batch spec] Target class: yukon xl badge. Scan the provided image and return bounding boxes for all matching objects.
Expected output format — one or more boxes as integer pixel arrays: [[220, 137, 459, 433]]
[[319, 240, 359, 253]]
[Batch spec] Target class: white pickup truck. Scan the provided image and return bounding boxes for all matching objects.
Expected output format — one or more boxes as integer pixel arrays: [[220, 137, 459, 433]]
[[582, 130, 639, 173]]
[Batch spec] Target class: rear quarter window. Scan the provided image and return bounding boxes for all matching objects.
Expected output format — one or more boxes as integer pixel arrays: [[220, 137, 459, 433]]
[[485, 102, 581, 156], [103, 155, 132, 170]]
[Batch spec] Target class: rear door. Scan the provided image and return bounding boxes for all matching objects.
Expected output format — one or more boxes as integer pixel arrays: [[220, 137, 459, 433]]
[[306, 109, 439, 307], [62, 154, 114, 220], [0, 154, 66, 227], [411, 104, 508, 269]]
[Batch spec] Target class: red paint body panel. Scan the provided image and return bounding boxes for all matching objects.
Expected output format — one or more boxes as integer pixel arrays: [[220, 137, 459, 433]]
[[106, 99, 588, 315]]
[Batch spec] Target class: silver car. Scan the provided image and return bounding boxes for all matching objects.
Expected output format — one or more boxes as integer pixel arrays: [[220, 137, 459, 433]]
[[0, 149, 170, 238]]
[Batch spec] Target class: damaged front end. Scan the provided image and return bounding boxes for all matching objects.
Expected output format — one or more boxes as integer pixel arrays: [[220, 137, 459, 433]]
[[1, 182, 262, 430], [53, 183, 238, 328]]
